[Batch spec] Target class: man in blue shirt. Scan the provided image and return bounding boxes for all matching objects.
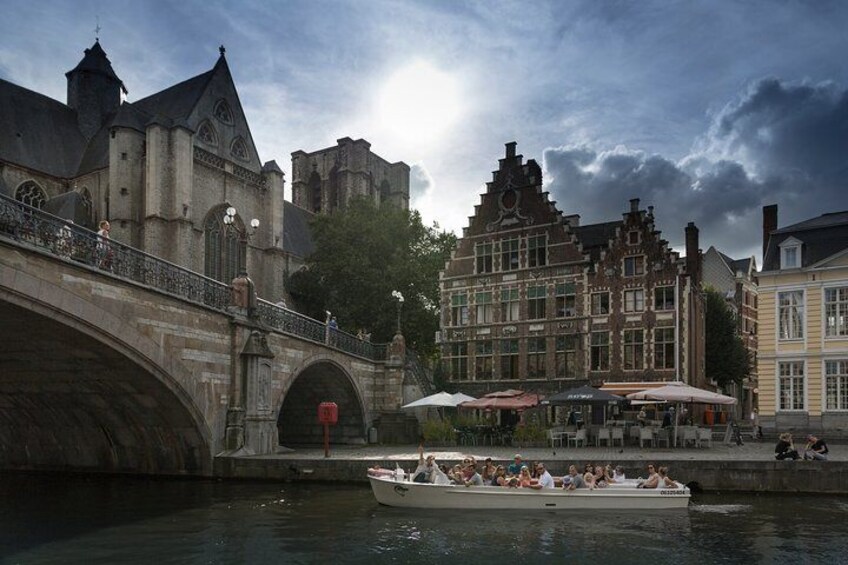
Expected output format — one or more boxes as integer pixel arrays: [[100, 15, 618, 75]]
[[507, 454, 523, 476]]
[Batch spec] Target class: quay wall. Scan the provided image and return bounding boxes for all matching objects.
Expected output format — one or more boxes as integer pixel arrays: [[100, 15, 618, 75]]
[[213, 456, 848, 494]]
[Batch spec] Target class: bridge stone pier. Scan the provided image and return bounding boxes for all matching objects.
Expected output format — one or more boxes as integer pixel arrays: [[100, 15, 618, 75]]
[[0, 200, 416, 476]]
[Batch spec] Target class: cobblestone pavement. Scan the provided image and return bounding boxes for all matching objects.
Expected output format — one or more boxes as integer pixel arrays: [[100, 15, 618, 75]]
[[254, 439, 843, 463]]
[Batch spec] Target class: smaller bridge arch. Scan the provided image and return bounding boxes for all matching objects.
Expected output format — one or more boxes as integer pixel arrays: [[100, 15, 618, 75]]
[[277, 357, 368, 445]]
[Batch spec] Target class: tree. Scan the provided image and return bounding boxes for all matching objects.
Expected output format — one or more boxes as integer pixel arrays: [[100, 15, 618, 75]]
[[704, 287, 751, 388], [287, 197, 456, 355]]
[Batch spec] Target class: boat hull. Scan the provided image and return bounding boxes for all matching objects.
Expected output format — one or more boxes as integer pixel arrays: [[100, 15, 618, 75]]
[[368, 476, 690, 510]]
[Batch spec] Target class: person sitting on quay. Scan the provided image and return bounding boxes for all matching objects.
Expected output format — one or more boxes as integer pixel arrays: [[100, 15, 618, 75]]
[[529, 462, 555, 489], [775, 432, 800, 460], [803, 434, 829, 461], [563, 465, 586, 491], [637, 463, 660, 488], [507, 454, 524, 477]]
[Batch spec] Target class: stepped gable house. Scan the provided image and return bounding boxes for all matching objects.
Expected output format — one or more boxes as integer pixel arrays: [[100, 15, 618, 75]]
[[439, 143, 705, 397], [1, 41, 297, 298]]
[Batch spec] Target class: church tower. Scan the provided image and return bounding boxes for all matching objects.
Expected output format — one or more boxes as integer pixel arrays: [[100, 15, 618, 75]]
[[65, 40, 127, 140]]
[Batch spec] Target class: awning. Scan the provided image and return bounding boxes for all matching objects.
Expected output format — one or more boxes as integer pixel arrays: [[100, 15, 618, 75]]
[[460, 390, 542, 410], [626, 382, 737, 405], [542, 385, 624, 405]]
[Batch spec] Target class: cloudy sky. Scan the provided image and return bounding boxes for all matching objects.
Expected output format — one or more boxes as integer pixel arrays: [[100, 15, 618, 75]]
[[2, 0, 846, 261]]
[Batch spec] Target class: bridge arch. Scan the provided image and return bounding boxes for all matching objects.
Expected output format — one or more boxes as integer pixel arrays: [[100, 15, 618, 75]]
[[0, 266, 214, 475], [277, 357, 368, 445]]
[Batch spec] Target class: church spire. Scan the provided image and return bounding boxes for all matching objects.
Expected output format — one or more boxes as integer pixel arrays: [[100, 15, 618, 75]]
[[66, 41, 126, 139]]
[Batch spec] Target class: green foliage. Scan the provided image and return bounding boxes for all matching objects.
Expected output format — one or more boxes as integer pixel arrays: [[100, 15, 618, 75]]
[[705, 287, 752, 388], [287, 197, 456, 354], [422, 419, 455, 443], [512, 423, 547, 444]]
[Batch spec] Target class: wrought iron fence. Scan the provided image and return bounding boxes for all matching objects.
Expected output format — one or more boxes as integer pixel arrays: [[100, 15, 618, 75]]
[[0, 192, 389, 361]]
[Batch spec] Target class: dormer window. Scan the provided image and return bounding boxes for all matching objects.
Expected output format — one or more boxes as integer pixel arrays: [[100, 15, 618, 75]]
[[779, 237, 802, 270]]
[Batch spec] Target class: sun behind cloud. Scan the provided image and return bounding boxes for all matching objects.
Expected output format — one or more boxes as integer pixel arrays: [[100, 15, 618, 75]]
[[377, 60, 462, 147]]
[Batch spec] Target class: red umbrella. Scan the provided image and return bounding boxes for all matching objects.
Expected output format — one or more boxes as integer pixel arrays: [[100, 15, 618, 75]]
[[460, 392, 542, 410]]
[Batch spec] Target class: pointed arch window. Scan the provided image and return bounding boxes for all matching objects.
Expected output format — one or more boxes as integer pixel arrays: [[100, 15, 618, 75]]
[[198, 120, 218, 146], [213, 99, 234, 124], [204, 205, 246, 284], [230, 137, 249, 161], [15, 181, 47, 209], [80, 187, 93, 222], [308, 169, 322, 213]]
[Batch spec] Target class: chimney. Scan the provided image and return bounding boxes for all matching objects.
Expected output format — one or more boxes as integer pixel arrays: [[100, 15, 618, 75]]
[[685, 222, 701, 282], [564, 214, 580, 227], [630, 198, 640, 213], [505, 141, 517, 159], [763, 204, 778, 258]]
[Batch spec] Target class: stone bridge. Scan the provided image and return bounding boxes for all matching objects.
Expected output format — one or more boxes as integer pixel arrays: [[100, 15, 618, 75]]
[[0, 196, 421, 476]]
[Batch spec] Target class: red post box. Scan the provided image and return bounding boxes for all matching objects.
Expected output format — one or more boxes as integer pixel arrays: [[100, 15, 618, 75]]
[[318, 402, 338, 457], [318, 402, 338, 425]]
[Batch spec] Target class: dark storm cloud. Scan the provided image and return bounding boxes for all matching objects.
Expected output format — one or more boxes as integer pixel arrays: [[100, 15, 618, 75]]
[[544, 78, 848, 258]]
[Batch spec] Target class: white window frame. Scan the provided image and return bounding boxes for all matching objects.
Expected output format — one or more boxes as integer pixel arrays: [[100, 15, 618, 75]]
[[623, 255, 645, 277], [624, 288, 645, 313], [777, 289, 804, 341], [777, 360, 806, 412], [824, 286, 848, 339], [475, 291, 493, 324], [779, 237, 802, 270], [824, 360, 848, 412]]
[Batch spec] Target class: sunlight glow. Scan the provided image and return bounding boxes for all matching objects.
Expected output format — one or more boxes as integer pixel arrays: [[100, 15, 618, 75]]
[[378, 61, 462, 145]]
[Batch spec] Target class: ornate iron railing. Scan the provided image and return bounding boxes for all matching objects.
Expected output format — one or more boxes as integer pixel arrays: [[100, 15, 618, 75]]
[[0, 192, 389, 361], [405, 350, 435, 395]]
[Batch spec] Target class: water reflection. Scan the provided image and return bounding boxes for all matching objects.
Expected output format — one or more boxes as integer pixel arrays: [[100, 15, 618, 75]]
[[1, 474, 847, 564]]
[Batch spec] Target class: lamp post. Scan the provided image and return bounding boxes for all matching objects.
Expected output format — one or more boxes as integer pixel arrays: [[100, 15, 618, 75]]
[[223, 206, 260, 236], [221, 206, 260, 279], [391, 290, 404, 333]]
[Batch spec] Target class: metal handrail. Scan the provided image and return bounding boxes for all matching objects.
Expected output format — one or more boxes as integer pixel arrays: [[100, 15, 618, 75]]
[[0, 193, 389, 361]]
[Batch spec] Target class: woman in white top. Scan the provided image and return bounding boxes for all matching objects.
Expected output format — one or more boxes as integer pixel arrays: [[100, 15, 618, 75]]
[[656, 466, 677, 488]]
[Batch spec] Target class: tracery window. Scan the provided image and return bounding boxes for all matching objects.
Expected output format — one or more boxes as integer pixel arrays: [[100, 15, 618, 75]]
[[230, 137, 249, 161], [213, 99, 234, 124], [198, 121, 218, 146], [15, 181, 47, 209], [204, 206, 246, 284]]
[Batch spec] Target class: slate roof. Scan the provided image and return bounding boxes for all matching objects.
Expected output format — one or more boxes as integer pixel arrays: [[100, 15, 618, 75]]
[[573, 220, 622, 261], [133, 67, 215, 121], [65, 41, 127, 94], [0, 79, 88, 178], [283, 201, 316, 259], [763, 211, 848, 271]]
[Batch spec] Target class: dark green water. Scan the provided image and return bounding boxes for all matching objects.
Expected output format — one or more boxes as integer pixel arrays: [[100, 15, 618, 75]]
[[1, 473, 846, 564]]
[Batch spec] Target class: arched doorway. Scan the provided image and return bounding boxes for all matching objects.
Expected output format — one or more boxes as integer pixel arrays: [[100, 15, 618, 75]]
[[278, 361, 366, 445]]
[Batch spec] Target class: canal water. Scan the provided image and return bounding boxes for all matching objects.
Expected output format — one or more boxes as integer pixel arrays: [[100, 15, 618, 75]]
[[1, 473, 846, 564]]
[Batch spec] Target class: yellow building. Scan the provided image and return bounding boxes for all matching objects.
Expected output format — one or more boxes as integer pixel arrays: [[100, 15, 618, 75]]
[[758, 205, 848, 435]]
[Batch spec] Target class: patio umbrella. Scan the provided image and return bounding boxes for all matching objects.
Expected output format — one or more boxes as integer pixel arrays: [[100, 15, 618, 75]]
[[450, 392, 476, 405], [626, 382, 737, 446], [542, 385, 624, 405], [401, 392, 459, 409], [460, 391, 542, 410]]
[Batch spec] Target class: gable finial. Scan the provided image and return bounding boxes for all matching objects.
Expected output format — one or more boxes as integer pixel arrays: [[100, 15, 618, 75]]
[[94, 16, 101, 42], [219, 44, 226, 57]]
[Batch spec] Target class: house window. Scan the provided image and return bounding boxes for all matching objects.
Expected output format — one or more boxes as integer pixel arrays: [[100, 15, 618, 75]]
[[204, 206, 246, 284], [781, 246, 799, 269], [655, 286, 675, 311], [500, 288, 519, 322], [528, 235, 546, 268], [527, 285, 547, 320], [555, 282, 576, 317], [475, 291, 493, 324], [778, 290, 804, 340], [556, 335, 579, 379], [590, 331, 609, 371], [624, 256, 645, 277], [476, 242, 493, 274], [825, 360, 848, 411], [450, 342, 468, 380], [501, 238, 520, 271], [527, 337, 547, 379], [14, 181, 47, 209], [825, 287, 848, 337], [591, 292, 610, 316], [623, 329, 644, 370], [778, 361, 805, 411], [628, 231, 640, 245], [654, 327, 675, 370], [475, 341, 493, 380], [500, 339, 519, 379], [451, 294, 469, 326], [624, 289, 645, 313]]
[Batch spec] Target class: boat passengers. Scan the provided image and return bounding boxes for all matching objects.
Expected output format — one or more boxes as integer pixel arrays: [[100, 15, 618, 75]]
[[637, 464, 676, 488]]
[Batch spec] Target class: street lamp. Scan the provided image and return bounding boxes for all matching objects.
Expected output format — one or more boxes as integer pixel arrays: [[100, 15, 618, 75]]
[[223, 206, 260, 237], [391, 290, 404, 333]]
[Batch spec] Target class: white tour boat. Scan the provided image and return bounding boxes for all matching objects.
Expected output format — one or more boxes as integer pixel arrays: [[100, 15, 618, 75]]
[[367, 471, 690, 510]]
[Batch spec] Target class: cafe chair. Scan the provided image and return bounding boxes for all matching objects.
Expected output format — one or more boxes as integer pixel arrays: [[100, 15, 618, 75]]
[[639, 427, 655, 448], [596, 427, 611, 447], [568, 428, 587, 448], [611, 427, 625, 447]]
